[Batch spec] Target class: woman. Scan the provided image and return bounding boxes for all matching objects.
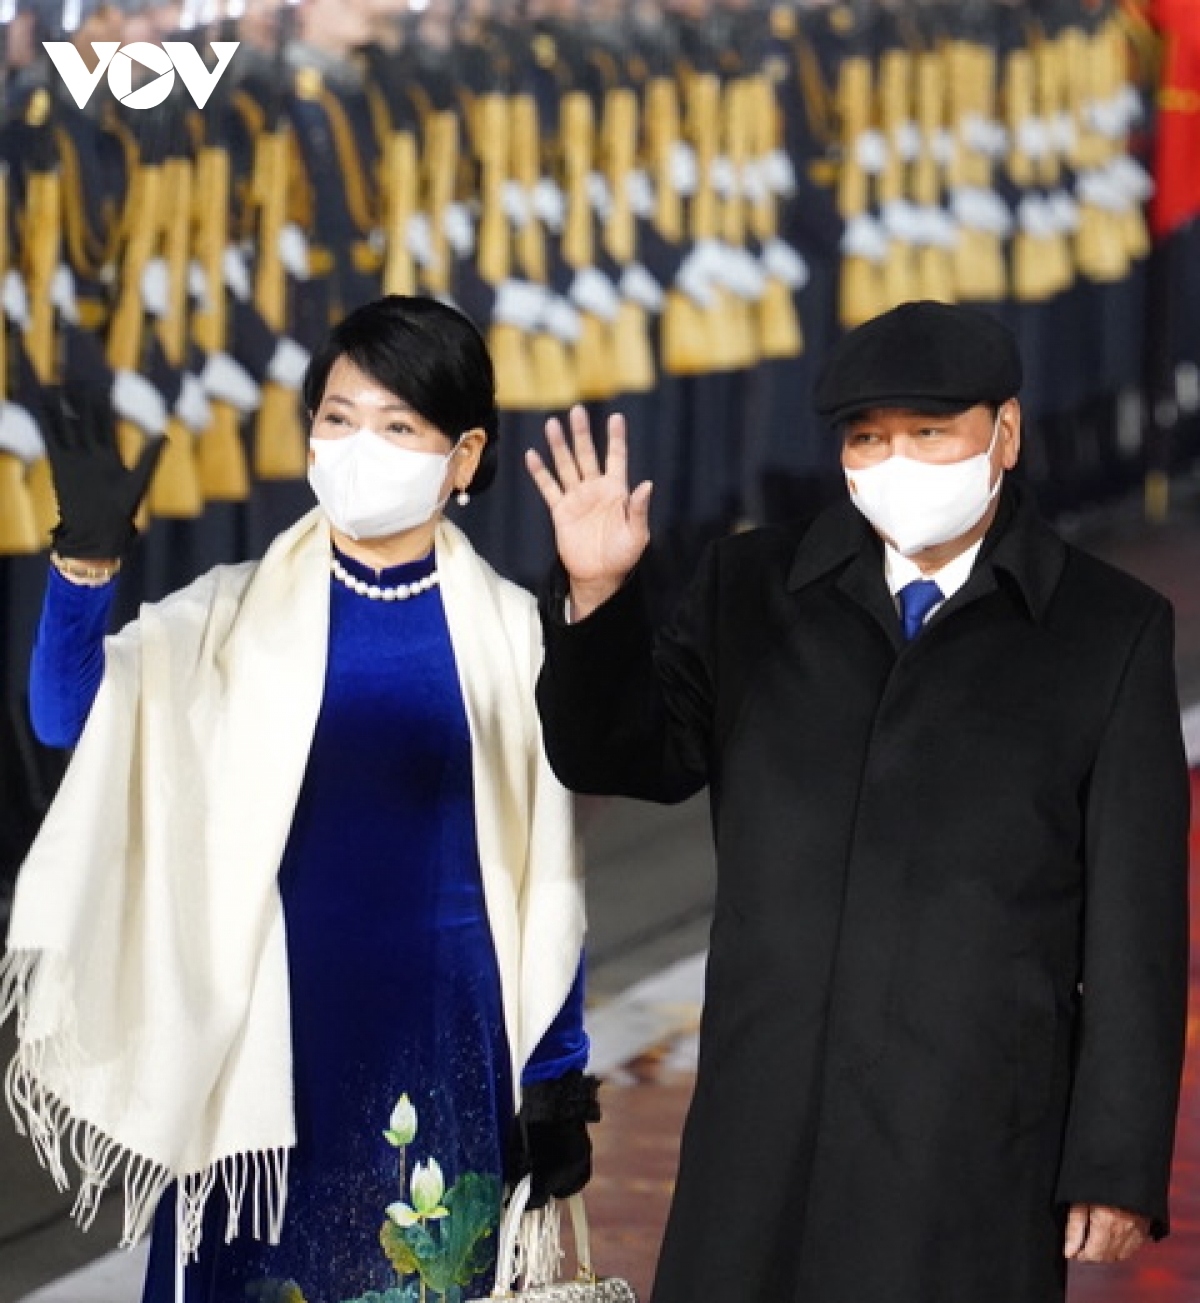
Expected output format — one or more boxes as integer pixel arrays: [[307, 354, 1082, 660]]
[[3, 296, 596, 1303]]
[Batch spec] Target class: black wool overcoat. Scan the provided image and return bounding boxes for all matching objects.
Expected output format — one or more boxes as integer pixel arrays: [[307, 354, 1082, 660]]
[[536, 485, 1191, 1303]]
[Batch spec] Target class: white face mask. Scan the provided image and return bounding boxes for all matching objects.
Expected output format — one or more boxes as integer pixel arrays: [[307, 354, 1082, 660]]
[[308, 429, 461, 540], [844, 412, 1004, 557]]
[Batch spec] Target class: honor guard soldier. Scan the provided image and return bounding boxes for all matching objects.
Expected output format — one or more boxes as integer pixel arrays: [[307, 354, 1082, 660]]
[[752, 2, 849, 523], [717, 0, 814, 527], [655, 0, 749, 545], [435, 0, 544, 581], [220, 0, 315, 495], [0, 7, 56, 558], [284, 0, 383, 328]]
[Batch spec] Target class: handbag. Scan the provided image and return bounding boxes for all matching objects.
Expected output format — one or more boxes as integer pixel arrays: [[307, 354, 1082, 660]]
[[469, 1175, 638, 1303]]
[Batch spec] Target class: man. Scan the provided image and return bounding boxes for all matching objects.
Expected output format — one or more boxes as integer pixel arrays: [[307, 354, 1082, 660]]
[[525, 300, 1190, 1303]]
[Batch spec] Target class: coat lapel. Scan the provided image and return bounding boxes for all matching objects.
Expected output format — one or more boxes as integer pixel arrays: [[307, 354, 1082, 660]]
[[924, 483, 1068, 633], [786, 500, 903, 650]]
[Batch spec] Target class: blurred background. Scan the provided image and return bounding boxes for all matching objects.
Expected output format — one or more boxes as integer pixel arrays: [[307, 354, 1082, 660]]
[[0, 0, 1197, 1298]]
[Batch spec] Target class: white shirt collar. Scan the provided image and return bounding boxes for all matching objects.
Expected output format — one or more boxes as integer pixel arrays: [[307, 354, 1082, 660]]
[[884, 539, 983, 604]]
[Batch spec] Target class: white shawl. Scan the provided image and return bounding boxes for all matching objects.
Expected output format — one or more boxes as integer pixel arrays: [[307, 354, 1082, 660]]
[[0, 510, 584, 1258]]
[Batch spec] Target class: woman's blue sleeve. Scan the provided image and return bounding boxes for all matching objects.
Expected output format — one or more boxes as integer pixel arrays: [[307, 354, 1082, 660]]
[[28, 568, 117, 749], [521, 956, 590, 1085]]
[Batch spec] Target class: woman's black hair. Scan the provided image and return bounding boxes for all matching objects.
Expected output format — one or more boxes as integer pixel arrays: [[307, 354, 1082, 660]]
[[303, 295, 500, 495]]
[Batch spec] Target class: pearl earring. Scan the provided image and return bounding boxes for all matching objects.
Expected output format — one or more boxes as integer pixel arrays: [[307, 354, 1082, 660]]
[[456, 490, 470, 507]]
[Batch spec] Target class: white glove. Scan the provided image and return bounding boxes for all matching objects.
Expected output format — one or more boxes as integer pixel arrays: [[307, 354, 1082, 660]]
[[1115, 84, 1144, 131], [1047, 190, 1080, 233], [140, 257, 171, 318], [918, 206, 959, 250], [741, 159, 768, 205], [533, 178, 567, 230], [443, 203, 475, 257], [762, 238, 809, 290], [202, 351, 262, 412], [983, 120, 1010, 158], [224, 244, 253, 302], [716, 245, 766, 301], [1017, 195, 1056, 238], [894, 121, 921, 163], [493, 279, 549, 331], [881, 198, 923, 242], [3, 270, 30, 329], [1108, 155, 1154, 204], [267, 337, 311, 391], [1077, 168, 1125, 214], [626, 169, 656, 219], [568, 267, 621, 321], [51, 264, 80, 324], [675, 245, 719, 309], [710, 155, 738, 199], [961, 113, 994, 155], [113, 369, 169, 436], [407, 213, 435, 267], [620, 262, 666, 312], [763, 149, 797, 195], [951, 187, 1013, 237], [1016, 118, 1051, 161], [188, 260, 211, 309], [1087, 95, 1125, 140], [930, 129, 956, 167], [542, 295, 583, 343], [840, 214, 888, 262], [175, 372, 213, 434], [0, 401, 46, 462], [670, 142, 699, 196], [279, 223, 311, 280], [502, 180, 532, 228], [1051, 111, 1078, 156], [587, 171, 613, 219], [854, 129, 888, 175]]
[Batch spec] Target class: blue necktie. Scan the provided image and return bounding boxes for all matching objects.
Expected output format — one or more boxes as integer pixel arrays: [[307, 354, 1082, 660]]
[[898, 578, 944, 641]]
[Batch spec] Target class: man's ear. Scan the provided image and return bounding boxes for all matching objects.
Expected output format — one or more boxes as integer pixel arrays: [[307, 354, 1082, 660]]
[[999, 399, 1022, 470]]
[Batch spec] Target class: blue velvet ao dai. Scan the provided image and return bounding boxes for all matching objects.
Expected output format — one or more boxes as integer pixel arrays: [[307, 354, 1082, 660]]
[[120, 548, 585, 1303]]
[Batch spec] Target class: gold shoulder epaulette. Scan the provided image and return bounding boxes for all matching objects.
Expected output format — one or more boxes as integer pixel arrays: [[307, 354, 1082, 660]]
[[533, 34, 557, 69], [295, 66, 323, 101], [771, 7, 798, 40], [231, 88, 266, 137], [25, 88, 50, 127]]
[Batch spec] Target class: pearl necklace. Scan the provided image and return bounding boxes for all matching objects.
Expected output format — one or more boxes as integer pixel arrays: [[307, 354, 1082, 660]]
[[330, 555, 440, 602]]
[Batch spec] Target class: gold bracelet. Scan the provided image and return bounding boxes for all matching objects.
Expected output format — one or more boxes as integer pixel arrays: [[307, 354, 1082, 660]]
[[50, 552, 122, 584]]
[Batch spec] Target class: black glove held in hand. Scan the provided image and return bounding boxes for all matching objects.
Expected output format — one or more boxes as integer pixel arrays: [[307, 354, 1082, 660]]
[[42, 389, 163, 559], [508, 1071, 602, 1210]]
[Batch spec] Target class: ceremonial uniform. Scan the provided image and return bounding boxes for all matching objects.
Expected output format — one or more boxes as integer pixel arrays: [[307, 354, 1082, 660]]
[[752, 4, 845, 524]]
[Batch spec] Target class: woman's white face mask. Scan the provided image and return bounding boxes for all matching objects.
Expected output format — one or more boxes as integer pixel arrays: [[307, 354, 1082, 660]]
[[844, 411, 1004, 556], [308, 429, 461, 541]]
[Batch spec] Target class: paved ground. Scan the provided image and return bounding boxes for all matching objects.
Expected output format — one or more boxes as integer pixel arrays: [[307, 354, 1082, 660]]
[[2, 493, 1199, 1302]]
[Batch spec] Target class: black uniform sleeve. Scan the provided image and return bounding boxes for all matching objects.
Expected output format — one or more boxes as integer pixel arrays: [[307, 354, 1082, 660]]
[[1054, 599, 1191, 1237]]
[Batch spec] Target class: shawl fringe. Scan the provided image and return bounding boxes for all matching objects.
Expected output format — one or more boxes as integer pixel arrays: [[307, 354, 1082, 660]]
[[514, 1198, 564, 1290], [1, 949, 289, 1258]]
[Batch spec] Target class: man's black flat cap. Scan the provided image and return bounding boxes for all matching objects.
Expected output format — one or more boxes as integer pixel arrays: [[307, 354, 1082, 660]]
[[813, 300, 1022, 424]]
